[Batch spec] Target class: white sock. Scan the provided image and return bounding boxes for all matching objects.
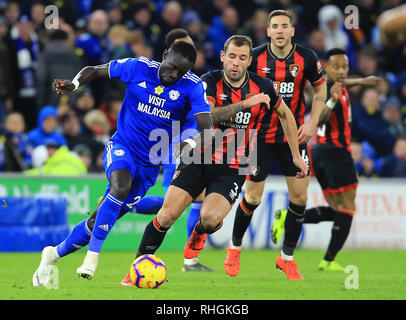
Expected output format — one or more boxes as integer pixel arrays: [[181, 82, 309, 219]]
[[230, 240, 242, 250], [281, 250, 293, 261], [184, 257, 198, 265], [53, 246, 60, 261]]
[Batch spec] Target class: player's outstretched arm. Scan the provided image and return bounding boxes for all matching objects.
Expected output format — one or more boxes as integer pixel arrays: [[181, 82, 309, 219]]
[[344, 76, 384, 88], [210, 93, 270, 124], [53, 63, 110, 95], [276, 100, 308, 178]]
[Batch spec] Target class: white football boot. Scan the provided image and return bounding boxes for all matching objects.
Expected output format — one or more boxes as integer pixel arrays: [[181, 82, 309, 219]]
[[32, 246, 59, 287], [76, 251, 99, 280]]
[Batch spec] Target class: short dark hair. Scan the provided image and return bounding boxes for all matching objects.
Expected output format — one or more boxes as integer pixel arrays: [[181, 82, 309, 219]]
[[165, 28, 189, 47], [224, 35, 253, 55], [169, 41, 197, 65], [267, 10, 294, 26], [325, 48, 347, 61]]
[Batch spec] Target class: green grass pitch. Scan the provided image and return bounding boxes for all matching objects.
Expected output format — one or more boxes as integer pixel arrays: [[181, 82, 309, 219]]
[[1, 249, 405, 300]]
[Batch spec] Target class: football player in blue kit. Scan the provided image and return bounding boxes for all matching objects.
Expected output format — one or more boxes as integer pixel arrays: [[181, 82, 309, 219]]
[[32, 41, 214, 285]]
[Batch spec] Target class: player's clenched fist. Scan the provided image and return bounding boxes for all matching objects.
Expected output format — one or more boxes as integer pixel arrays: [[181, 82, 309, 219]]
[[53, 79, 75, 95], [329, 82, 342, 102]]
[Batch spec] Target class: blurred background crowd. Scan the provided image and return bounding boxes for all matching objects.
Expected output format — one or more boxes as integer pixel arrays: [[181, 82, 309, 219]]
[[0, 0, 405, 177]]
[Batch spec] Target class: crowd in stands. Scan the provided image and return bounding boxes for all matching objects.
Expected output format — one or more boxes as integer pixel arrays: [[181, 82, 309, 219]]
[[0, 0, 405, 177]]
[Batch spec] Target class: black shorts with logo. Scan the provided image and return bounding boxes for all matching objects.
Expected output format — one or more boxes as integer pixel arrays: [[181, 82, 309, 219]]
[[247, 141, 310, 182], [310, 145, 358, 196], [170, 162, 246, 205]]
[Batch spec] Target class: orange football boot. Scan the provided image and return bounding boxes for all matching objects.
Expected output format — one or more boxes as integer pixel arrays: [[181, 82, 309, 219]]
[[275, 254, 304, 280], [120, 273, 135, 286], [224, 245, 241, 277], [183, 230, 207, 259]]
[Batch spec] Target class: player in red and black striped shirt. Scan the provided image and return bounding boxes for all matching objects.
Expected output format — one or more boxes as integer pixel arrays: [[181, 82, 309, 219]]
[[227, 10, 327, 280], [300, 48, 383, 271], [133, 35, 307, 268], [177, 35, 307, 264]]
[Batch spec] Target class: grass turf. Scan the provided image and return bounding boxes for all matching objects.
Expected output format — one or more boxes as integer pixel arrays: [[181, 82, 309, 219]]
[[1, 249, 405, 300]]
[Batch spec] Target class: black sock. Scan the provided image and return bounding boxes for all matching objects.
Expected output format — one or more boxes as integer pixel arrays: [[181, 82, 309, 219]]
[[282, 202, 306, 256], [304, 206, 336, 224], [232, 198, 259, 246], [194, 217, 223, 235], [136, 216, 169, 258], [324, 211, 353, 261]]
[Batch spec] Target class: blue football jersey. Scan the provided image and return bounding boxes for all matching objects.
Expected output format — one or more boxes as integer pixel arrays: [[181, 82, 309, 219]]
[[108, 56, 210, 166]]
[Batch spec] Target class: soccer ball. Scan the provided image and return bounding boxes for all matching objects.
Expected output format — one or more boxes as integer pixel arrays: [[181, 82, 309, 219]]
[[130, 254, 167, 288]]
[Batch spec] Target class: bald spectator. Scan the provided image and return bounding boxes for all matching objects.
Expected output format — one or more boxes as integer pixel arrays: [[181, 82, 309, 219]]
[[75, 9, 110, 66]]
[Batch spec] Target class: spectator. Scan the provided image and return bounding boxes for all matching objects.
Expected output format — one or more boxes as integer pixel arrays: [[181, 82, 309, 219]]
[[99, 93, 122, 133], [153, 1, 183, 60], [73, 88, 96, 118], [106, 1, 123, 25], [197, 0, 230, 26], [0, 17, 12, 124], [382, 96, 406, 137], [380, 136, 406, 177], [396, 73, 406, 129], [83, 109, 111, 145], [351, 140, 381, 177], [308, 29, 326, 60], [74, 9, 110, 105], [30, 1, 49, 50], [28, 105, 67, 148], [352, 88, 396, 157], [125, 3, 158, 49], [0, 112, 32, 171], [127, 30, 153, 59], [61, 109, 104, 168], [241, 7, 268, 48], [3, 1, 20, 31], [107, 25, 131, 60], [318, 4, 349, 51], [206, 6, 239, 60], [8, 15, 40, 131], [24, 138, 87, 176], [356, 47, 379, 77], [36, 29, 84, 108], [107, 25, 132, 96], [75, 9, 110, 66], [192, 45, 208, 76], [181, 10, 206, 46]]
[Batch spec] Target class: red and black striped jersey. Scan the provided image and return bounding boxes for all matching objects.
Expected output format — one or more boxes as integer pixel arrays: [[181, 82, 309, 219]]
[[250, 42, 325, 143], [313, 82, 352, 152], [201, 70, 281, 169]]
